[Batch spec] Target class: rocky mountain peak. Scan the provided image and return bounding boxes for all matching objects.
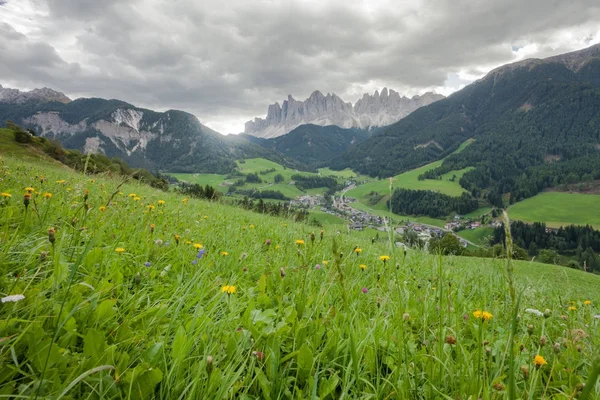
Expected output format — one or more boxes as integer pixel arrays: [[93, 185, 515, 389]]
[[0, 84, 71, 104], [244, 88, 444, 138]]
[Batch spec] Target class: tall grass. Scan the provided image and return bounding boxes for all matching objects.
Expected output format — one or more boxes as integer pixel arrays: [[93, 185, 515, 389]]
[[0, 154, 598, 398]]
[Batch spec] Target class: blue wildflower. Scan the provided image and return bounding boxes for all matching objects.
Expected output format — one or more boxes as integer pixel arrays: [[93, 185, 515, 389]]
[[197, 248, 205, 259], [145, 262, 151, 267], [192, 259, 198, 265]]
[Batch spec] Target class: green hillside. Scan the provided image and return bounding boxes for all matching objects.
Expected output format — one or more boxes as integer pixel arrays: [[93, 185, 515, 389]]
[[1, 151, 599, 399], [508, 192, 600, 229]]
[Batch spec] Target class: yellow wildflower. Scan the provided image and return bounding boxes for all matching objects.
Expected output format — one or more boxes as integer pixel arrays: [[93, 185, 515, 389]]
[[583, 300, 591, 305], [1, 192, 11, 198], [533, 355, 547, 366], [322, 260, 329, 265], [147, 205, 155, 210], [473, 310, 493, 321], [99, 206, 106, 212], [184, 240, 192, 245], [295, 239, 305, 245], [157, 200, 165, 205], [133, 197, 141, 201], [221, 285, 236, 294], [115, 247, 125, 253], [25, 187, 35, 192], [56, 180, 66, 184], [128, 193, 137, 198], [43, 192, 52, 199], [194, 243, 203, 249], [354, 247, 362, 254], [379, 255, 390, 262], [360, 264, 367, 270], [221, 251, 229, 256], [249, 224, 255, 229], [568, 306, 577, 311]]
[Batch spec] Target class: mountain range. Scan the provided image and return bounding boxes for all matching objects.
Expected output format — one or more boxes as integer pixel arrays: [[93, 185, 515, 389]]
[[244, 89, 444, 138], [332, 43, 600, 205]]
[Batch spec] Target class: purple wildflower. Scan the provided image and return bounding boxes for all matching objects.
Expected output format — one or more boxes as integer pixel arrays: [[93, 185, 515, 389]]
[[197, 249, 205, 258], [362, 287, 368, 294], [315, 264, 321, 270], [144, 261, 151, 267], [192, 259, 198, 265]]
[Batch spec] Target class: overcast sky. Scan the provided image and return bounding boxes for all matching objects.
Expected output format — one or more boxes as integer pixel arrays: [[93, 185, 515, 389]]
[[1, 0, 599, 134]]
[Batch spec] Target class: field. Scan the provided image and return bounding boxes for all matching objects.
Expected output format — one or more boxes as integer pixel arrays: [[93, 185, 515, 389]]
[[457, 227, 495, 246], [170, 158, 352, 200], [1, 150, 600, 399], [509, 192, 600, 229]]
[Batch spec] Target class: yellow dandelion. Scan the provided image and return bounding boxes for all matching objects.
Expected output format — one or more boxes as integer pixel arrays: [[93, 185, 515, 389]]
[[533, 355, 547, 366], [275, 245, 280, 250], [157, 200, 165, 205], [56, 180, 66, 184], [43, 192, 52, 199], [379, 255, 390, 262], [184, 240, 192, 245], [568, 306, 577, 311], [473, 310, 493, 321], [182, 198, 189, 203], [221, 285, 236, 294], [204, 215, 208, 219], [295, 239, 305, 245], [323, 260, 329, 265], [221, 251, 229, 256], [133, 197, 141, 201], [354, 247, 362, 254], [25, 187, 35, 192], [115, 247, 125, 253], [99, 206, 106, 212], [1, 192, 12, 198], [147, 205, 155, 210], [583, 300, 591, 305], [193, 243, 203, 249], [128, 193, 137, 198], [360, 264, 367, 270], [249, 224, 255, 229]]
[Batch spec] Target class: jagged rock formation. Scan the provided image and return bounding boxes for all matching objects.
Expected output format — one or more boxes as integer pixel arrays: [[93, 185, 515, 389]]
[[245, 89, 444, 138], [0, 84, 71, 104]]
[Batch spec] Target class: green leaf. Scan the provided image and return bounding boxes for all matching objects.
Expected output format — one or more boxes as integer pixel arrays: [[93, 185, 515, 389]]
[[95, 299, 117, 322], [318, 373, 340, 399], [171, 326, 188, 363], [83, 329, 106, 364], [297, 344, 313, 376], [142, 342, 164, 366]]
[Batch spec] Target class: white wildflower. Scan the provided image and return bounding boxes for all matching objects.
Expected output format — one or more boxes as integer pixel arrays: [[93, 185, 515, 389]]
[[525, 308, 544, 317], [594, 314, 600, 319], [1, 294, 25, 303]]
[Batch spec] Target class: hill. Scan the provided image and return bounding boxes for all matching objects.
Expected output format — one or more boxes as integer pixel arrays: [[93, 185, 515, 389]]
[[332, 44, 600, 207], [244, 124, 371, 167], [0, 94, 303, 174], [0, 151, 599, 398]]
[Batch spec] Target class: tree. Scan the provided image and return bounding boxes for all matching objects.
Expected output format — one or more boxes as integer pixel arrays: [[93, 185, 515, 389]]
[[274, 173, 284, 183], [429, 233, 463, 256]]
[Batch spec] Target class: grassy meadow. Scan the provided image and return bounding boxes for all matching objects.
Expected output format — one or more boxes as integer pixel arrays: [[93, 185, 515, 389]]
[[509, 192, 600, 229], [0, 152, 599, 398]]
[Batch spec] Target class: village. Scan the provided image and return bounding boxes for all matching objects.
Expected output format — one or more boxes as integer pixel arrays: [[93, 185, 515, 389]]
[[291, 187, 502, 249]]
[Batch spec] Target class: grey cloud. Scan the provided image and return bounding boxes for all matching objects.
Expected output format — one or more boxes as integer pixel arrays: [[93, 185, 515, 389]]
[[1, 0, 599, 133]]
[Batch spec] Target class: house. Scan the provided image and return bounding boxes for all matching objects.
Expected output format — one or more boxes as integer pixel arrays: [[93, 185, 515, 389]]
[[470, 222, 481, 229]]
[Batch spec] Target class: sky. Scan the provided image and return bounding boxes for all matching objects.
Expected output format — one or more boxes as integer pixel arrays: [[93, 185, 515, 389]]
[[1, 0, 599, 134]]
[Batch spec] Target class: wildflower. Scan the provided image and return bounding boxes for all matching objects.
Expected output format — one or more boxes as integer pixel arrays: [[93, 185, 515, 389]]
[[155, 239, 163, 246], [360, 264, 367, 270], [295, 239, 305, 245], [56, 180, 66, 184], [322, 260, 329, 266], [1, 192, 11, 198], [99, 206, 106, 212], [361, 287, 368, 294], [275, 245, 280, 250], [249, 224, 255, 229], [147, 205, 155, 210], [129, 193, 137, 198], [191, 259, 198, 265], [354, 247, 363, 255], [145, 262, 152, 267], [525, 308, 544, 317], [583, 300, 592, 305], [403, 313, 410, 321], [445, 335, 456, 345], [568, 306, 577, 311], [1, 294, 25, 303], [157, 200, 165, 205], [280, 267, 286, 278], [184, 240, 192, 245], [533, 355, 547, 367], [197, 249, 205, 258], [133, 197, 141, 201], [521, 365, 530, 379], [221, 285, 236, 294], [379, 255, 390, 263], [115, 247, 125, 253], [182, 198, 189, 204], [221, 251, 229, 256], [150, 224, 155, 232], [25, 187, 34, 193], [315, 264, 321, 270], [265, 239, 271, 246], [174, 234, 180, 245], [194, 243, 203, 249], [48, 227, 56, 244], [539, 336, 547, 347], [23, 193, 31, 208], [473, 310, 493, 321]]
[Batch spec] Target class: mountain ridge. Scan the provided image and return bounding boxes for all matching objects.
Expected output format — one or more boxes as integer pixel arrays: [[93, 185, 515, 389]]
[[245, 88, 444, 138]]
